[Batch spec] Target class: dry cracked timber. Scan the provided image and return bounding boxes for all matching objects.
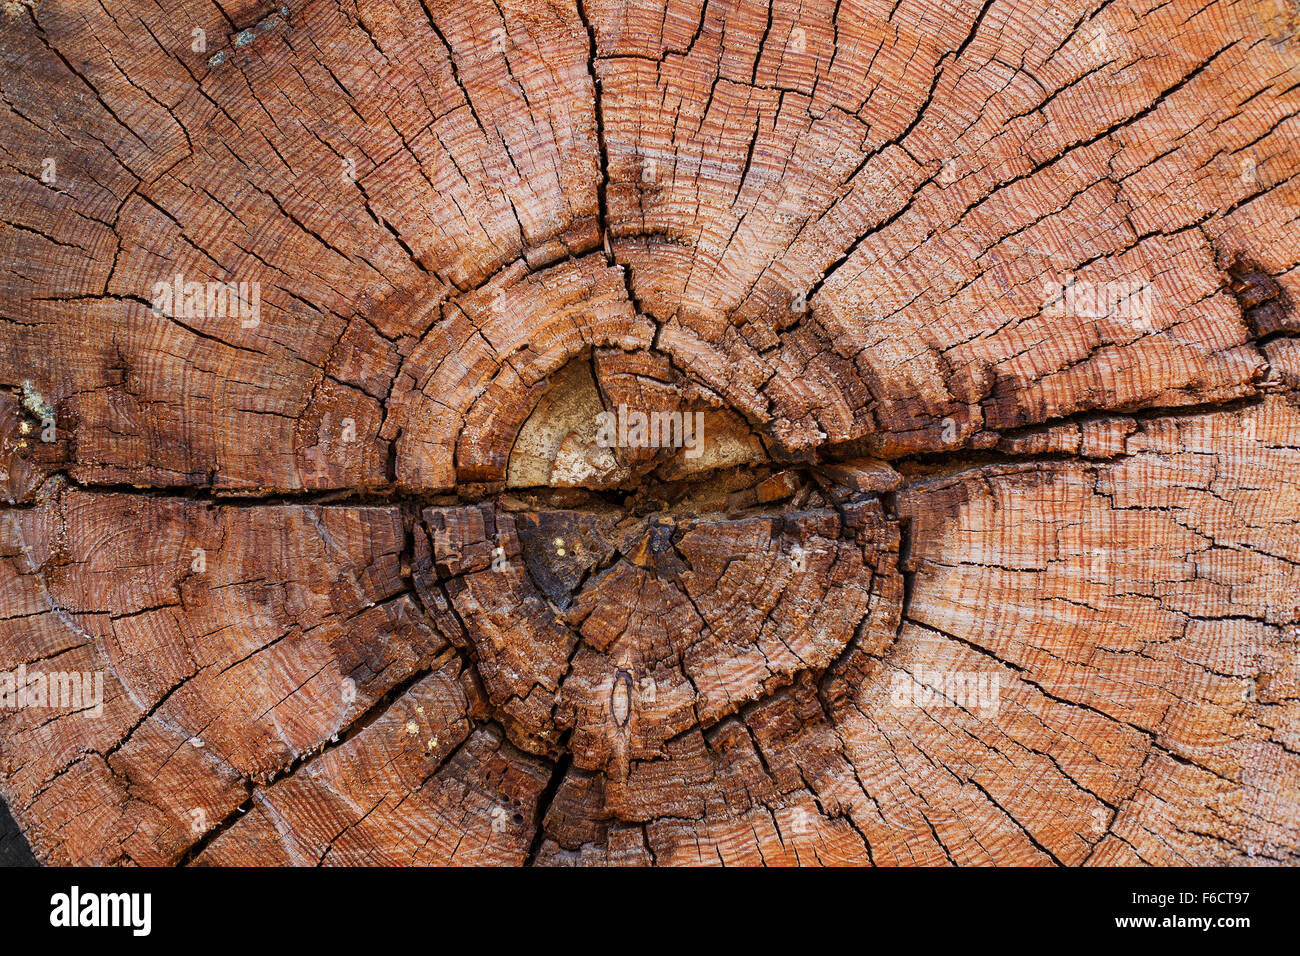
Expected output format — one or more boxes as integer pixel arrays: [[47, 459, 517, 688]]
[[0, 0, 1299, 865]]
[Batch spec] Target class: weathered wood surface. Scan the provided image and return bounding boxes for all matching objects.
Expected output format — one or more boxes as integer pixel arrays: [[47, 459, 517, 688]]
[[1, 0, 1298, 865]]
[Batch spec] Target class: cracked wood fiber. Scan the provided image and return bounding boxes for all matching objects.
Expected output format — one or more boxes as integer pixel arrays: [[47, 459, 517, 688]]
[[0, 0, 1298, 867]]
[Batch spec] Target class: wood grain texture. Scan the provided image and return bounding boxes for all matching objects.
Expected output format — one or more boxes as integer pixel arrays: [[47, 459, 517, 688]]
[[0, 0, 1298, 866]]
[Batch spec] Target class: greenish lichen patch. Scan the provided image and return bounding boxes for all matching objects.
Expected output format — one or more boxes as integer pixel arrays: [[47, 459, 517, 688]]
[[20, 381, 53, 422]]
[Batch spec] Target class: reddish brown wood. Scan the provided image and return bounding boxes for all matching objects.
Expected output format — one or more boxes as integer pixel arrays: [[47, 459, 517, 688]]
[[1, 0, 1298, 865]]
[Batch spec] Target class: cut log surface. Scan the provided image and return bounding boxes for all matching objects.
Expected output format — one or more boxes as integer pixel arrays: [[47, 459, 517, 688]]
[[0, 0, 1298, 866]]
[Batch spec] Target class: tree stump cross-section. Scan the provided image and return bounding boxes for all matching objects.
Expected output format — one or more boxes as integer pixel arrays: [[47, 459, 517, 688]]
[[0, 0, 1298, 866]]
